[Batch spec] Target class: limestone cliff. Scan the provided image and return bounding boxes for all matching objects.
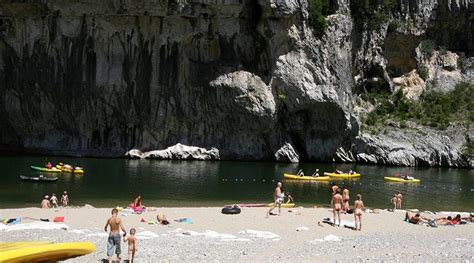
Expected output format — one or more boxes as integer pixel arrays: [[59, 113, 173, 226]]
[[0, 0, 472, 167]]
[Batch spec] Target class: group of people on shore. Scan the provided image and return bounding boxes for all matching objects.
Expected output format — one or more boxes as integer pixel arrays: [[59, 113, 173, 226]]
[[390, 192, 403, 210], [331, 184, 364, 230], [40, 191, 69, 208]]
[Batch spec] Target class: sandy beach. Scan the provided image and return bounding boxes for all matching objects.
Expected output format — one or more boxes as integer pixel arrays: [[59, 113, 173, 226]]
[[0, 206, 473, 262]]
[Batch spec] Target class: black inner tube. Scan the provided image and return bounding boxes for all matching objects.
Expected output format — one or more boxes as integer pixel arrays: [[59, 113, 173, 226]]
[[221, 207, 241, 215]]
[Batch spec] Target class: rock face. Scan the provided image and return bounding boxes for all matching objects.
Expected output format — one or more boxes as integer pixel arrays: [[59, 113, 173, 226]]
[[350, 125, 470, 167], [126, 143, 219, 160], [0, 0, 472, 166], [274, 142, 299, 163]]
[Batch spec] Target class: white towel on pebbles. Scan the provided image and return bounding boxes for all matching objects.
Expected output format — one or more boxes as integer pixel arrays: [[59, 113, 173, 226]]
[[0, 222, 68, 232]]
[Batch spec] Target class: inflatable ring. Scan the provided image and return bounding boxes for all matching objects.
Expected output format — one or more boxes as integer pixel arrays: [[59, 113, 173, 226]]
[[221, 206, 241, 215]]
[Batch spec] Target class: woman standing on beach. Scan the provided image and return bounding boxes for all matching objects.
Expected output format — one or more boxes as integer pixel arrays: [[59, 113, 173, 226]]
[[354, 194, 364, 231]]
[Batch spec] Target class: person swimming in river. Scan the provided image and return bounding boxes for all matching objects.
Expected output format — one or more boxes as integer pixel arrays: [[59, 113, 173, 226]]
[[296, 169, 304, 177]]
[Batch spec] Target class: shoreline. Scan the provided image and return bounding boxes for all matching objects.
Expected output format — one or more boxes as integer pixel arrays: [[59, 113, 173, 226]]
[[1, 207, 473, 262]]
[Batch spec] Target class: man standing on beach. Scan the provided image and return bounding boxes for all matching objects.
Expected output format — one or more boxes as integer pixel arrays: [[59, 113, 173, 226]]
[[267, 182, 283, 217], [104, 208, 127, 262], [396, 192, 403, 209]]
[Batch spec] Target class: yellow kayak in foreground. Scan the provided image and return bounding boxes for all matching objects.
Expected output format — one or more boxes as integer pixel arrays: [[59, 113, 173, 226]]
[[283, 173, 331, 181], [0, 241, 95, 262], [384, 177, 421, 183], [324, 172, 361, 179], [266, 203, 296, 208]]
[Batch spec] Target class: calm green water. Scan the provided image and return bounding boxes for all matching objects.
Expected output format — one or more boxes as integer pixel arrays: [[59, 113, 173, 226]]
[[0, 156, 473, 211]]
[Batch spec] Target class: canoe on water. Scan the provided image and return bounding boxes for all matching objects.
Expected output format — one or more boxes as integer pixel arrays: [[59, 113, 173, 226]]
[[30, 166, 62, 173], [55, 165, 85, 174], [20, 175, 58, 182], [324, 172, 361, 179], [0, 241, 96, 262], [283, 173, 331, 181], [384, 176, 421, 183]]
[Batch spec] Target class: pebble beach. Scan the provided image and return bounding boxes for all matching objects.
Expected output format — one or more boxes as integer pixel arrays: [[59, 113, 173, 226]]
[[1, 206, 473, 262]]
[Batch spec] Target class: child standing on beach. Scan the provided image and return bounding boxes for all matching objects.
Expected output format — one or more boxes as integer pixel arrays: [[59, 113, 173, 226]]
[[124, 228, 137, 263]]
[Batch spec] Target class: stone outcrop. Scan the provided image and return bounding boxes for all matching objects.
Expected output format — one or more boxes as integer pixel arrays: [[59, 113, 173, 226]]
[[274, 142, 299, 163], [126, 143, 219, 160], [0, 0, 472, 167], [350, 124, 470, 167]]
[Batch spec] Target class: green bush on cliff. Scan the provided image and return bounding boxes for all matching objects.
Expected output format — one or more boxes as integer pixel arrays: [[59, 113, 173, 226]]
[[420, 40, 436, 57], [365, 81, 474, 130], [350, 0, 396, 30], [463, 137, 474, 157], [308, 0, 331, 36], [417, 64, 429, 80]]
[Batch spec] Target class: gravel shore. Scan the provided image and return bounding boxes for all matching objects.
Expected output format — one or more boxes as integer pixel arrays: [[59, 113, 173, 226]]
[[1, 207, 473, 262]]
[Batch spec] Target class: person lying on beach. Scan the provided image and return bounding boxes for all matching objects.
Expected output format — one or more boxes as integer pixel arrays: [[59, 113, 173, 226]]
[[41, 195, 50, 209], [435, 216, 453, 225], [450, 214, 462, 225], [405, 211, 429, 224], [105, 208, 127, 263], [156, 214, 170, 225], [331, 189, 343, 226], [50, 193, 58, 208], [462, 214, 474, 223], [123, 228, 137, 263]]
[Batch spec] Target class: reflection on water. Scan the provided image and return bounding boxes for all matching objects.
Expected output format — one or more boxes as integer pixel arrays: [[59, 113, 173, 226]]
[[0, 156, 472, 211]]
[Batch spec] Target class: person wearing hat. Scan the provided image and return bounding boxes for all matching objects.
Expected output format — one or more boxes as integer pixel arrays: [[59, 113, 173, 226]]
[[41, 195, 50, 209], [61, 191, 69, 206]]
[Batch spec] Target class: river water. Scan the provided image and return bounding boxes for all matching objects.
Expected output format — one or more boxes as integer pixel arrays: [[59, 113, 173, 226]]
[[1, 156, 473, 211]]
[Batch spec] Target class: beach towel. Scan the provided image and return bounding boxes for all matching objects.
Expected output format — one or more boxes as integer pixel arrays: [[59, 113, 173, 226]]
[[175, 218, 193, 224], [53, 216, 65, 222], [6, 217, 21, 225]]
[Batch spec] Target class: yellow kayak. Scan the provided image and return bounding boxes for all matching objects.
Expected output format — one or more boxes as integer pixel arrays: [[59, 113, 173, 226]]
[[384, 176, 421, 183], [324, 172, 361, 179], [266, 202, 296, 208], [283, 173, 331, 181], [56, 165, 85, 174], [0, 241, 95, 262]]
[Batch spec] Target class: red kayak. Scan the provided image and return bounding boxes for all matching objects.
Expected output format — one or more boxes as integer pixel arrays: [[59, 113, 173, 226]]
[[224, 203, 266, 208]]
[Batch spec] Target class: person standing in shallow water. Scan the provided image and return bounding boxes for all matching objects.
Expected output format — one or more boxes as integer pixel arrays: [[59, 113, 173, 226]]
[[354, 194, 364, 231], [396, 192, 403, 209], [104, 208, 127, 263]]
